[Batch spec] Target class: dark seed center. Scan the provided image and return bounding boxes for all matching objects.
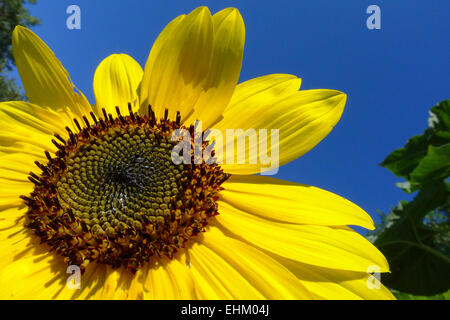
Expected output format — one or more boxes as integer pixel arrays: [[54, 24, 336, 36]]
[[56, 126, 186, 237]]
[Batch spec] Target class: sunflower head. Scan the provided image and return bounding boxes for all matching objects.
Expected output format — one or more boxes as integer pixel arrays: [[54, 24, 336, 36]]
[[0, 6, 395, 300]]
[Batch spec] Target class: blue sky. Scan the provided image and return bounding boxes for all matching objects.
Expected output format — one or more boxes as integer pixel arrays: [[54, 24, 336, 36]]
[[12, 1, 450, 231]]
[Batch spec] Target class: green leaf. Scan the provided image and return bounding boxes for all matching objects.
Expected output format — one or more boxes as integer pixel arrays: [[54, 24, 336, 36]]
[[374, 182, 450, 295], [408, 144, 450, 192], [380, 134, 431, 179], [380, 100, 450, 179], [393, 289, 450, 300], [428, 100, 450, 132], [375, 100, 450, 296]]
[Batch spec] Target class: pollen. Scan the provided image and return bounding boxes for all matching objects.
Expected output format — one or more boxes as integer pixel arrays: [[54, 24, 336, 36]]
[[21, 104, 229, 273]]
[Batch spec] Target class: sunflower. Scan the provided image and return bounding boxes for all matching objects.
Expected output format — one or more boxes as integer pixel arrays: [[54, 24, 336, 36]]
[[0, 7, 395, 300]]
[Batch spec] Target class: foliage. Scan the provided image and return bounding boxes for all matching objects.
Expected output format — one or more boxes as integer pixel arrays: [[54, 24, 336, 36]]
[[392, 289, 450, 300], [0, 0, 40, 101], [369, 100, 450, 298]]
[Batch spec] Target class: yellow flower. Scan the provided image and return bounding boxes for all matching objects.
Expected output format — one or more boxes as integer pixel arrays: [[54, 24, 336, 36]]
[[0, 7, 394, 300]]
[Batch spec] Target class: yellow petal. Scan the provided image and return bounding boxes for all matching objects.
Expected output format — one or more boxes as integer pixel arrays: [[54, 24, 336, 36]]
[[276, 256, 396, 300], [0, 179, 32, 199], [0, 102, 66, 154], [219, 73, 302, 119], [202, 226, 314, 299], [0, 229, 75, 300], [99, 267, 127, 300], [184, 8, 245, 129], [0, 140, 48, 159], [125, 269, 145, 300], [220, 175, 375, 229], [93, 54, 143, 116], [0, 102, 64, 184], [0, 254, 69, 299], [0, 154, 39, 210], [12, 26, 91, 118], [214, 89, 346, 174], [139, 7, 214, 121], [0, 101, 70, 137], [94, 266, 136, 300], [69, 263, 108, 300], [0, 153, 41, 176], [214, 202, 389, 273], [189, 239, 265, 299], [0, 207, 26, 234], [164, 258, 197, 299], [142, 258, 196, 300]]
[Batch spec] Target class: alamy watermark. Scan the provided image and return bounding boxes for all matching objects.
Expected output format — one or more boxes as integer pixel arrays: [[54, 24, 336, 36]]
[[170, 121, 280, 175], [366, 5, 381, 30], [366, 265, 381, 289], [66, 265, 81, 290], [66, 5, 81, 30]]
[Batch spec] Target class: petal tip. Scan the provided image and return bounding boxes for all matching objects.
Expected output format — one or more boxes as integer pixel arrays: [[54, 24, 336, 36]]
[[191, 6, 212, 17], [220, 7, 241, 17], [366, 222, 376, 231], [13, 25, 28, 35], [336, 91, 347, 108], [12, 25, 30, 45]]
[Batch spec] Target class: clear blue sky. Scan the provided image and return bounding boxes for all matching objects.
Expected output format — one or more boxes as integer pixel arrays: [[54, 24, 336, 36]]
[[12, 0, 450, 231]]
